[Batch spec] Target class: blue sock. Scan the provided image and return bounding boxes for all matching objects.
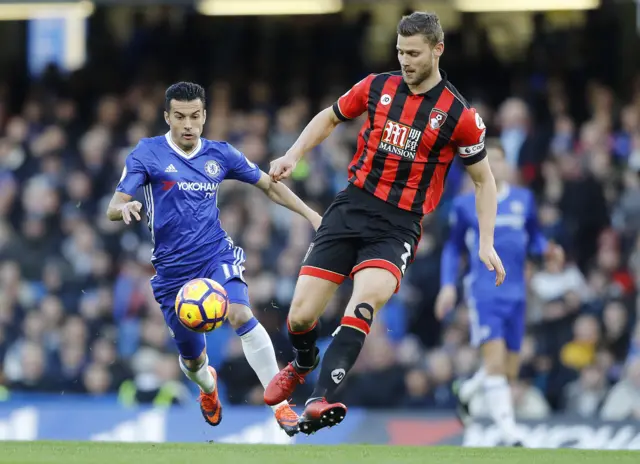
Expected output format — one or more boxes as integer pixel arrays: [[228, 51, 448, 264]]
[[235, 317, 259, 336]]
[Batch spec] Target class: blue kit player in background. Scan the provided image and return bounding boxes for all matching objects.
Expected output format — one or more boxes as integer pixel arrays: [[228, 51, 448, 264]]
[[435, 139, 564, 446], [106, 82, 322, 436]]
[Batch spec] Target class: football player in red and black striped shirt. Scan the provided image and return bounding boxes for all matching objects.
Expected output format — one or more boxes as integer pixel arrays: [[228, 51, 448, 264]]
[[264, 11, 506, 434]]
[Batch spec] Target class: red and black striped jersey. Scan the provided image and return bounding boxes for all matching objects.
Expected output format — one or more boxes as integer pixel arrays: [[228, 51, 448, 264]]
[[332, 71, 486, 216]]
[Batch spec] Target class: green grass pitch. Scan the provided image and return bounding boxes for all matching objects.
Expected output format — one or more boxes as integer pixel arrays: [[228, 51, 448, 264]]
[[0, 442, 637, 464]]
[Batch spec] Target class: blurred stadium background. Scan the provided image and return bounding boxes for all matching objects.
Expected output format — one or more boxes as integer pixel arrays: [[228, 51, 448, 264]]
[[0, 0, 639, 448]]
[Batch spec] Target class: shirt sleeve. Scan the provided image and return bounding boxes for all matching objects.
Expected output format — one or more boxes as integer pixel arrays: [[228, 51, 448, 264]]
[[225, 144, 261, 184], [452, 107, 487, 166], [116, 144, 148, 196], [440, 198, 468, 287], [332, 74, 375, 121], [525, 190, 549, 256]]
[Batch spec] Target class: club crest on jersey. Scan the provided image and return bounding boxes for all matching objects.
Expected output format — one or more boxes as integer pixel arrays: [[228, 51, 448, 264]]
[[429, 109, 447, 130], [378, 119, 422, 160], [204, 160, 221, 178]]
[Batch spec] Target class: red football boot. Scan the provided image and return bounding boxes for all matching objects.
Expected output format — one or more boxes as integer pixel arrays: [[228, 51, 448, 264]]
[[298, 398, 347, 435], [264, 349, 319, 406]]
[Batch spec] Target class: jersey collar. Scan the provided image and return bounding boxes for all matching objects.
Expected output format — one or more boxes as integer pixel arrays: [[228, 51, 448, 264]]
[[400, 69, 448, 98], [165, 132, 203, 159]]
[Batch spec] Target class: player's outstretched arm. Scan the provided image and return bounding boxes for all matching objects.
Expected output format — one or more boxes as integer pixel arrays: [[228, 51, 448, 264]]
[[106, 191, 143, 224], [254, 172, 322, 230], [465, 157, 506, 286], [269, 107, 341, 182]]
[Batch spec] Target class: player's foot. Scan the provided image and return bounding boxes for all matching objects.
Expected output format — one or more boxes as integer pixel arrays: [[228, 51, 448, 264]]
[[274, 404, 300, 437], [298, 398, 347, 435], [512, 441, 525, 447], [452, 379, 472, 426], [198, 366, 222, 426], [264, 348, 320, 406]]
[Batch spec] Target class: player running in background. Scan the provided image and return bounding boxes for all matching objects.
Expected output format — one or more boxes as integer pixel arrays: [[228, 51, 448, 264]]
[[435, 139, 564, 446], [264, 11, 505, 434], [106, 82, 322, 437]]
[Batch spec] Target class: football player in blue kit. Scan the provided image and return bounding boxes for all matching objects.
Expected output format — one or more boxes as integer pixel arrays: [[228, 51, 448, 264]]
[[435, 139, 563, 446], [107, 82, 322, 436]]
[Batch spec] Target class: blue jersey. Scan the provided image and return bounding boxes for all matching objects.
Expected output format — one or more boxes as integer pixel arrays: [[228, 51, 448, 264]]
[[441, 185, 548, 303], [116, 133, 261, 280]]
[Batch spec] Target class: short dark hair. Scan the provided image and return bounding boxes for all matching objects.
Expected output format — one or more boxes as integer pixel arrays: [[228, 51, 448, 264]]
[[397, 11, 444, 47], [164, 82, 206, 111]]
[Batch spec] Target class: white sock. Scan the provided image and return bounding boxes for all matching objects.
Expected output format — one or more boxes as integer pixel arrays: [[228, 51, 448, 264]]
[[238, 319, 288, 412], [179, 355, 215, 394], [459, 367, 486, 402], [483, 375, 521, 445]]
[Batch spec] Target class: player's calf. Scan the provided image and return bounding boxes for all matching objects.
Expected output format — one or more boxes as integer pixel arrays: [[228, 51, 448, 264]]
[[481, 339, 508, 377], [264, 276, 338, 406], [263, 317, 321, 406], [180, 349, 215, 393], [307, 268, 395, 404], [506, 351, 521, 383], [287, 275, 338, 370], [228, 302, 298, 415], [458, 339, 507, 405], [179, 349, 222, 427], [476, 340, 523, 445]]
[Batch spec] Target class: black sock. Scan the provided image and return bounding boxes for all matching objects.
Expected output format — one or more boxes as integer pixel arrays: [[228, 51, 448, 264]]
[[309, 315, 370, 401], [288, 319, 319, 370]]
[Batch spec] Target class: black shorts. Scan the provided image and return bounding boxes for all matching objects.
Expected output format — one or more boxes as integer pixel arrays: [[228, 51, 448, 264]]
[[300, 184, 422, 292]]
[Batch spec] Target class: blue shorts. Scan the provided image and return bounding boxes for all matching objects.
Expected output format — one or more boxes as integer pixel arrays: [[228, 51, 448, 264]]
[[151, 246, 250, 360], [468, 298, 525, 352]]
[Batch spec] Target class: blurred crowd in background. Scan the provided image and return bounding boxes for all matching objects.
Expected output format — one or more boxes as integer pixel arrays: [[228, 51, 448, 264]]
[[0, 7, 639, 420]]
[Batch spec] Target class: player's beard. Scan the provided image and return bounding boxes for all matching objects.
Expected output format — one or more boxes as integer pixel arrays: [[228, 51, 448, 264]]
[[408, 61, 433, 86]]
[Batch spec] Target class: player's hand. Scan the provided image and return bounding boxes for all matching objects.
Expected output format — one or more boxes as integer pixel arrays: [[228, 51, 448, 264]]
[[545, 242, 565, 267], [269, 153, 298, 182], [479, 244, 506, 286], [435, 285, 457, 321], [309, 212, 323, 231], [120, 201, 143, 225]]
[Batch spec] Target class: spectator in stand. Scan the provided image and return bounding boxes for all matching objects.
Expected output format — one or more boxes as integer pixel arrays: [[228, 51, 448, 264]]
[[563, 365, 609, 418], [600, 358, 640, 420]]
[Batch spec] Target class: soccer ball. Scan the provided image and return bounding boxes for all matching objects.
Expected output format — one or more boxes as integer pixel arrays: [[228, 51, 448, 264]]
[[175, 278, 229, 333]]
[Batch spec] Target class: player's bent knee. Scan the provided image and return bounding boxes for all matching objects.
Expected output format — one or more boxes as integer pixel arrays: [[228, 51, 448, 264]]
[[227, 303, 253, 329], [287, 311, 318, 333]]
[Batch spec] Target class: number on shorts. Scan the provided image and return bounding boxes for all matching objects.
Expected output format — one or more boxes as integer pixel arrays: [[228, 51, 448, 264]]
[[222, 264, 245, 282], [400, 242, 412, 275]]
